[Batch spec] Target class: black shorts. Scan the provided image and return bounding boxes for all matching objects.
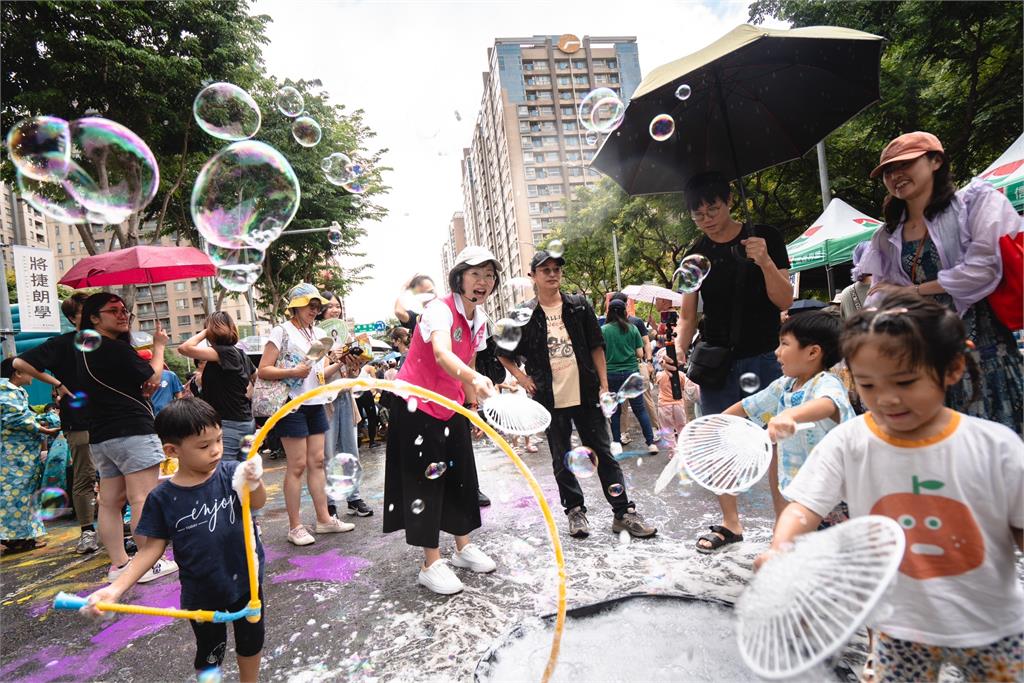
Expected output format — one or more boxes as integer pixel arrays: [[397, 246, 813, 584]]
[[190, 589, 265, 670]]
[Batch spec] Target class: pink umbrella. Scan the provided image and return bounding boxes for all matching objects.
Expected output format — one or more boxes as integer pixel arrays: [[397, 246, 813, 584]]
[[58, 245, 215, 288]]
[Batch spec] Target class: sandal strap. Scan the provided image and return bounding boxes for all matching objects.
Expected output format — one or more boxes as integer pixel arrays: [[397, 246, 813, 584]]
[[708, 525, 742, 542]]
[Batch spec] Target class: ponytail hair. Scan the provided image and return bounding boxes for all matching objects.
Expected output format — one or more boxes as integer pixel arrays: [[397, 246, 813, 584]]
[[606, 298, 631, 333]]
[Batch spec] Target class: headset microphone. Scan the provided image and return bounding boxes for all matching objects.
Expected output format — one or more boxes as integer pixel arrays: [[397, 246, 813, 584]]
[[468, 296, 480, 303]]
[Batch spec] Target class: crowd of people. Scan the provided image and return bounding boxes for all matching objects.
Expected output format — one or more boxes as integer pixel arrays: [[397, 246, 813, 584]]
[[1, 129, 1021, 681]]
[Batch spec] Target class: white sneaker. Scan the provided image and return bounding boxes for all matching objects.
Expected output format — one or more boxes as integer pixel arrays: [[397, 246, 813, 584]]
[[107, 558, 133, 582], [610, 442, 623, 456], [315, 516, 355, 533], [417, 559, 464, 595], [451, 543, 497, 573], [138, 558, 179, 583], [647, 443, 660, 454], [287, 526, 316, 546]]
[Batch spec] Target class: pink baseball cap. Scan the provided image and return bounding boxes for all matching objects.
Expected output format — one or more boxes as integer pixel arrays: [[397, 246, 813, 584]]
[[869, 131, 944, 178]]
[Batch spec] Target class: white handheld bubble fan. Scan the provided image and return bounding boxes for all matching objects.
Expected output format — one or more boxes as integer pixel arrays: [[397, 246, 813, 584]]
[[736, 515, 905, 680], [675, 414, 773, 495], [482, 393, 551, 436]]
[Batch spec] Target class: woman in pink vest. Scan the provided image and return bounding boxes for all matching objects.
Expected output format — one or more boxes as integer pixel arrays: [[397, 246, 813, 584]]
[[382, 246, 500, 595]]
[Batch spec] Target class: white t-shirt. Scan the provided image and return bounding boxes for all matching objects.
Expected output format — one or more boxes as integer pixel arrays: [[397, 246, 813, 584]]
[[783, 412, 1024, 647], [268, 322, 330, 405], [418, 296, 488, 352]]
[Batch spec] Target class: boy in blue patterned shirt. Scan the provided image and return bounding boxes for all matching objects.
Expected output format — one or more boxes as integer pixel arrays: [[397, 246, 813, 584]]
[[697, 311, 855, 553]]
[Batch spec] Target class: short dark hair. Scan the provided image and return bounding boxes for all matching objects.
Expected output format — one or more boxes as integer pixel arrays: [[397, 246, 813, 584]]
[[779, 310, 842, 369], [683, 172, 732, 212], [45, 402, 59, 411], [61, 292, 89, 324], [1, 358, 15, 378], [154, 398, 221, 445], [79, 292, 130, 341]]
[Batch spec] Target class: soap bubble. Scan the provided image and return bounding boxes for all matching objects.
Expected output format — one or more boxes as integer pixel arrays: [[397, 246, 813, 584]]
[[547, 239, 564, 258], [216, 263, 263, 292], [618, 529, 631, 546], [67, 391, 88, 409], [275, 86, 304, 117], [673, 262, 704, 293], [6, 116, 70, 181], [599, 391, 619, 418], [327, 222, 343, 245], [565, 446, 598, 478], [681, 254, 711, 278], [325, 452, 361, 500], [159, 380, 168, 388], [579, 88, 625, 134], [584, 132, 598, 145], [506, 276, 534, 303], [342, 174, 367, 195], [73, 329, 102, 352], [675, 84, 692, 101], [34, 487, 69, 521], [193, 82, 261, 141], [508, 306, 533, 326], [63, 117, 160, 224], [16, 163, 94, 224], [321, 152, 361, 187], [399, 290, 437, 316], [191, 140, 300, 250], [406, 397, 418, 412], [607, 483, 624, 497], [493, 318, 522, 351], [291, 116, 322, 147], [197, 667, 223, 683], [739, 372, 760, 393], [424, 462, 447, 480], [206, 245, 265, 269], [130, 331, 153, 349], [240, 434, 256, 454], [649, 114, 675, 142], [616, 372, 646, 400], [410, 499, 425, 515], [414, 434, 424, 445]]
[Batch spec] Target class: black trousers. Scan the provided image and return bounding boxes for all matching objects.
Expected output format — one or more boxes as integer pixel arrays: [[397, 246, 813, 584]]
[[357, 392, 378, 445], [545, 403, 632, 518]]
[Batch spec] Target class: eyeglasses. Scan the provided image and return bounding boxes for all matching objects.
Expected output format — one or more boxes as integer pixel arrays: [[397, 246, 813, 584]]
[[306, 301, 323, 311], [98, 307, 134, 321], [690, 203, 724, 222]]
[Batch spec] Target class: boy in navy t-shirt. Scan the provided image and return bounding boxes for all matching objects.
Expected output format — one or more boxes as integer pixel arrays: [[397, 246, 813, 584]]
[[85, 399, 266, 681]]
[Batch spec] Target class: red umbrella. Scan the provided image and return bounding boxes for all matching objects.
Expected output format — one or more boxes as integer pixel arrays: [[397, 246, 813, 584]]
[[58, 245, 215, 288]]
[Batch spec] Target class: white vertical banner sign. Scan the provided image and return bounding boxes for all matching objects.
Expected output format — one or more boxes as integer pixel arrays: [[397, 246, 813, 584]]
[[12, 245, 61, 333]]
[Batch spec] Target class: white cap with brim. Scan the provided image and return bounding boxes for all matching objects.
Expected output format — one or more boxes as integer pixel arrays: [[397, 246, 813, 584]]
[[454, 245, 502, 271]]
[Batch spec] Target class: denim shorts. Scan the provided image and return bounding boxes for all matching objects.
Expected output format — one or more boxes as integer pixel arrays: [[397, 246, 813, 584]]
[[90, 433, 165, 479], [698, 351, 782, 415], [275, 404, 328, 438]]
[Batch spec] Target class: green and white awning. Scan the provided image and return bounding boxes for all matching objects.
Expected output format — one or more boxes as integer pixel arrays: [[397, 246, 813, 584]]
[[978, 132, 1024, 212], [786, 198, 881, 273]]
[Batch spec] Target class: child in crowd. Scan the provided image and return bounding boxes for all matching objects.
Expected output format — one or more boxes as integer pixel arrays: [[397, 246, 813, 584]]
[[698, 311, 855, 553], [760, 294, 1024, 682], [654, 348, 700, 438], [85, 398, 267, 682]]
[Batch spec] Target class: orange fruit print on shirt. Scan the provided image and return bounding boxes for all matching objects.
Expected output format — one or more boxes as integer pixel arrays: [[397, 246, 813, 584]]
[[870, 475, 984, 580]]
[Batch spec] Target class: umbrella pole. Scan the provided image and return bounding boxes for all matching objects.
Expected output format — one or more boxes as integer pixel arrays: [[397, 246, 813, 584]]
[[713, 68, 751, 224]]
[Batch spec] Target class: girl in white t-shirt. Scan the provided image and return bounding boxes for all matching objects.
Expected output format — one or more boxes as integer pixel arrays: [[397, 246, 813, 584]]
[[759, 293, 1024, 682]]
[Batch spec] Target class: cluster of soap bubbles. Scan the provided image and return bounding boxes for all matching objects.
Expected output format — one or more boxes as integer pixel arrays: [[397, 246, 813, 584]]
[[565, 446, 598, 478], [579, 88, 625, 135], [672, 254, 712, 293], [320, 152, 366, 194], [7, 115, 160, 226], [599, 371, 649, 418], [35, 487, 69, 521], [325, 452, 361, 500]]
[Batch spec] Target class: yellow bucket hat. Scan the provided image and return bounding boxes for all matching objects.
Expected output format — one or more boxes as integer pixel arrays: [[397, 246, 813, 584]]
[[286, 282, 329, 310]]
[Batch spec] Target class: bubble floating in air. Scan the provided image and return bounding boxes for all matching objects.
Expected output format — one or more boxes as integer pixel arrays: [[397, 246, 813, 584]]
[[6, 116, 70, 182], [275, 86, 304, 117], [565, 446, 598, 478], [649, 114, 675, 142], [193, 82, 261, 141]]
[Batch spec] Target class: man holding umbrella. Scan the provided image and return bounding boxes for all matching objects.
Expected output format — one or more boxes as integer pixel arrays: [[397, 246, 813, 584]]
[[668, 172, 792, 553]]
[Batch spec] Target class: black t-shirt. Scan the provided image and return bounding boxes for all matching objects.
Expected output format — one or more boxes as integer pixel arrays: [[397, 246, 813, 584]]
[[629, 316, 649, 337], [199, 345, 254, 422], [75, 334, 155, 444], [687, 223, 790, 358], [401, 311, 420, 333], [136, 460, 264, 609], [18, 331, 88, 432]]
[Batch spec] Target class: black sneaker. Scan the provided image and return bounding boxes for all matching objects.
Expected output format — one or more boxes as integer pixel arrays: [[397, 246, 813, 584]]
[[347, 500, 373, 517], [123, 537, 138, 555], [477, 490, 491, 507]]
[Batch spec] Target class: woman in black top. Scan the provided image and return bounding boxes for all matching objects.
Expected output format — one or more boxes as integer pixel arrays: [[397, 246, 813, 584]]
[[178, 312, 256, 460]]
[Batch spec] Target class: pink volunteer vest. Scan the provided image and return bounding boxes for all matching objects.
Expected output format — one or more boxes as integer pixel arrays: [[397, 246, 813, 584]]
[[397, 294, 484, 421]]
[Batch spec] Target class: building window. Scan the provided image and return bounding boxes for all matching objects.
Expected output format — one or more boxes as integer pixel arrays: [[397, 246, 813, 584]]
[[69, 241, 76, 252], [528, 202, 540, 215], [175, 282, 187, 292], [561, 106, 574, 117], [191, 281, 201, 292], [524, 167, 536, 179], [517, 105, 529, 116], [557, 76, 570, 86], [527, 185, 538, 197], [559, 91, 572, 101], [56, 244, 62, 253], [539, 106, 553, 116], [177, 315, 191, 326], [546, 152, 560, 162], [176, 298, 188, 309], [192, 298, 204, 308], [572, 59, 586, 69], [152, 285, 167, 297], [556, 61, 568, 70]]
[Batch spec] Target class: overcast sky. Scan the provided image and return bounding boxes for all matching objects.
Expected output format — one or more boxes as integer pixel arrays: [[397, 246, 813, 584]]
[[251, 0, 785, 322]]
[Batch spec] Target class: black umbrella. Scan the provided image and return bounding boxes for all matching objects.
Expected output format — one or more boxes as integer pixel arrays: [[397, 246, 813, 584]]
[[591, 24, 884, 197]]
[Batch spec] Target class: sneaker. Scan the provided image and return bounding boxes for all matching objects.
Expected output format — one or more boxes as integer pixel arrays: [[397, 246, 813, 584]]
[[287, 526, 316, 546], [647, 443, 660, 454], [138, 558, 179, 583], [610, 442, 623, 456], [76, 530, 99, 554], [417, 559, 464, 595], [612, 509, 657, 539], [346, 500, 373, 517], [451, 543, 497, 573], [567, 506, 591, 538], [106, 559, 133, 582], [477, 490, 491, 507], [315, 516, 355, 533]]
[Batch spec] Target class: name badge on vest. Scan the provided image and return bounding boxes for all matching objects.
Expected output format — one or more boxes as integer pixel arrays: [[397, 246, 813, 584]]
[[453, 327, 464, 342]]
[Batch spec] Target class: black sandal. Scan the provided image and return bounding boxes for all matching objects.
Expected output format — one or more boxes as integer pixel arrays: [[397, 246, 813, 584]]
[[695, 525, 743, 554]]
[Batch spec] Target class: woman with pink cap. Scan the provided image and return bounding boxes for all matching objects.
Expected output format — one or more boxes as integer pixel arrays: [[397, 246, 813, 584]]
[[382, 246, 500, 595], [857, 131, 1022, 434]]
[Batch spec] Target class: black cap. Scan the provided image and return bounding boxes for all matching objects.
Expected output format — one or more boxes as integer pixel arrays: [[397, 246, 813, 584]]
[[787, 299, 828, 315], [530, 250, 566, 272]]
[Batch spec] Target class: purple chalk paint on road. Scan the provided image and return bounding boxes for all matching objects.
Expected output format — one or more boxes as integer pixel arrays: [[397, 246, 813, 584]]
[[271, 548, 371, 584]]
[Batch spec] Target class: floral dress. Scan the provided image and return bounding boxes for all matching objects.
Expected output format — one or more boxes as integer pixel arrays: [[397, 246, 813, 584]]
[[0, 379, 47, 540], [902, 237, 1024, 436]]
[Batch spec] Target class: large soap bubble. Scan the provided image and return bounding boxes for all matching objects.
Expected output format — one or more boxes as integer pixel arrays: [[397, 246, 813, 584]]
[[191, 140, 300, 250], [579, 88, 625, 134], [16, 161, 96, 224], [63, 118, 160, 225], [193, 82, 262, 141], [274, 86, 304, 117], [291, 116, 322, 147], [6, 116, 71, 181], [216, 263, 263, 292]]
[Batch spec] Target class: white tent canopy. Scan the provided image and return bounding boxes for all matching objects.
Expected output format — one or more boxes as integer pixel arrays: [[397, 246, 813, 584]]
[[786, 198, 883, 273]]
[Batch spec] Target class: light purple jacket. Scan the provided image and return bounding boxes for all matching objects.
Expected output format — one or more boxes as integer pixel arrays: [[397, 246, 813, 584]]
[[857, 180, 1023, 315]]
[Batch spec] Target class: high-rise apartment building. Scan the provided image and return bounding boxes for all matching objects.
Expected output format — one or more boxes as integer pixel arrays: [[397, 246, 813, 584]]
[[459, 35, 641, 316], [439, 211, 467, 277]]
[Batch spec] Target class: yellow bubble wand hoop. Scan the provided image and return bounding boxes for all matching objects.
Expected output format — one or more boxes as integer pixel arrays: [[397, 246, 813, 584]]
[[56, 378, 567, 683]]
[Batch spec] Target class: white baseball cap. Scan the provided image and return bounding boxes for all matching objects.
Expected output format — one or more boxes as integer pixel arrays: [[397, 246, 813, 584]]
[[453, 245, 502, 271]]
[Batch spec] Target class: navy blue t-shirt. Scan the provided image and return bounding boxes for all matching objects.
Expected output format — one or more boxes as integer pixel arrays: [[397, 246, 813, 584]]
[[136, 460, 265, 609]]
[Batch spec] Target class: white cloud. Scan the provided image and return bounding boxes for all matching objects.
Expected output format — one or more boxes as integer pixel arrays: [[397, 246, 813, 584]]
[[251, 0, 774, 322]]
